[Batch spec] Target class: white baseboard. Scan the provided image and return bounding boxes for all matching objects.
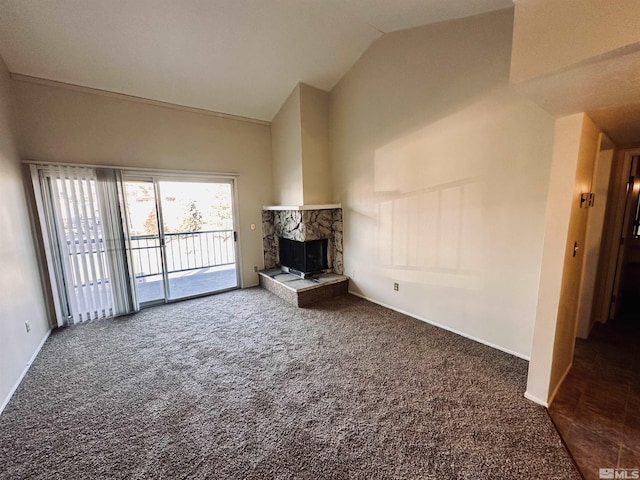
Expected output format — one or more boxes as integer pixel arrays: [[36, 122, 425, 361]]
[[0, 329, 51, 415], [523, 359, 572, 409], [348, 290, 530, 361], [524, 391, 549, 407]]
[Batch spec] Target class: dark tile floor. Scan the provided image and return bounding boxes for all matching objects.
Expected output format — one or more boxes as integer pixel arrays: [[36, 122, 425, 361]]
[[549, 314, 640, 480]]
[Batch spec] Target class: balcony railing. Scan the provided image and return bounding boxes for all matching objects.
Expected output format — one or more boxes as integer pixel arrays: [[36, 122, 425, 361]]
[[130, 229, 235, 279], [65, 229, 236, 288]]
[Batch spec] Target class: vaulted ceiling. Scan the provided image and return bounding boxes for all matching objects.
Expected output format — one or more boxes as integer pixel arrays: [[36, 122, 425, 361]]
[[0, 0, 512, 121]]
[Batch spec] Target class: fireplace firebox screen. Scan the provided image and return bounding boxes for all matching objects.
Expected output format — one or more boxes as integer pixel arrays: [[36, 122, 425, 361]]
[[279, 237, 328, 276]]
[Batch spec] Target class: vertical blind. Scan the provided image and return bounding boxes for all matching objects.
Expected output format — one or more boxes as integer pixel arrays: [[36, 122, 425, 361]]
[[35, 165, 138, 326]]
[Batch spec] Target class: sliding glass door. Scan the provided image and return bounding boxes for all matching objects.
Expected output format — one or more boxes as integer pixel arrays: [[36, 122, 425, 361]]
[[32, 164, 240, 325], [158, 180, 237, 300], [123, 179, 165, 304], [123, 176, 238, 306]]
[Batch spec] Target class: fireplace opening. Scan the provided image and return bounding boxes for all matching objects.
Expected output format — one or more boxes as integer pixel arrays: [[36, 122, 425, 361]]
[[279, 237, 328, 277]]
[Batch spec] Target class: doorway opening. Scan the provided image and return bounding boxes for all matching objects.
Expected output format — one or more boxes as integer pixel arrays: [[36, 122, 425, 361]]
[[547, 147, 640, 477], [589, 150, 640, 334], [610, 155, 640, 320]]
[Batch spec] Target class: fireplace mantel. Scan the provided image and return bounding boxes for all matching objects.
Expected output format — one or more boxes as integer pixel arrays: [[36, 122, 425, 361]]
[[262, 204, 341, 211]]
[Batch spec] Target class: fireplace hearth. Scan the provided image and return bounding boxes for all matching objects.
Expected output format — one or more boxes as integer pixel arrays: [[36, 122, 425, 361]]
[[260, 206, 346, 306]]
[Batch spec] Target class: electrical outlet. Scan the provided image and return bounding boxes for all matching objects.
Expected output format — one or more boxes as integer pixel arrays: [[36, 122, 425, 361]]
[[25, 320, 30, 333], [254, 266, 258, 272], [393, 282, 399, 291]]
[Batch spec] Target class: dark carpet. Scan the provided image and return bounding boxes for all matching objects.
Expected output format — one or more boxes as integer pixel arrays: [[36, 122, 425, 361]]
[[0, 288, 579, 479]]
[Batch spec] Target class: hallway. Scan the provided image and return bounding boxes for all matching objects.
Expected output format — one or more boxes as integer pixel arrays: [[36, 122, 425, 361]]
[[549, 315, 640, 480]]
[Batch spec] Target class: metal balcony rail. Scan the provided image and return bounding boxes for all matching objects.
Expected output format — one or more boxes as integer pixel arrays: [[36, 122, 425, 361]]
[[130, 229, 235, 278], [66, 229, 235, 285]]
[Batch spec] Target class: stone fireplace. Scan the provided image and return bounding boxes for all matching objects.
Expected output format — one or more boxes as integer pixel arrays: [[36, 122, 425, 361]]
[[259, 84, 347, 306], [262, 207, 343, 276]]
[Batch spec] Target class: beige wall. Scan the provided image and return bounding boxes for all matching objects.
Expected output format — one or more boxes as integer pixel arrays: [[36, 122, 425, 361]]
[[300, 83, 331, 205], [330, 8, 555, 358], [271, 82, 332, 206], [12, 79, 272, 287], [511, 0, 640, 84], [526, 113, 602, 405], [271, 85, 303, 205], [0, 59, 50, 411]]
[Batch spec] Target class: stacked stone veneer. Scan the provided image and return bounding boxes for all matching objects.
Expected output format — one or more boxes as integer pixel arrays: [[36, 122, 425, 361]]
[[262, 208, 343, 274]]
